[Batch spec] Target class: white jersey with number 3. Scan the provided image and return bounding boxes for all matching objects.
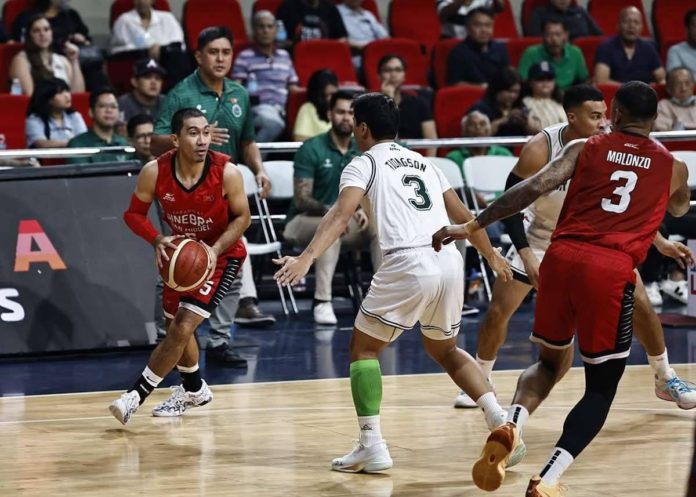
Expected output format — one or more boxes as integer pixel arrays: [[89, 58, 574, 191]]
[[340, 142, 452, 253]]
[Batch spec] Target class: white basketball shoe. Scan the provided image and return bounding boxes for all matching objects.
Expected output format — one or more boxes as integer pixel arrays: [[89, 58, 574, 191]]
[[655, 369, 696, 409], [152, 381, 213, 417], [331, 440, 393, 473], [109, 390, 141, 425]]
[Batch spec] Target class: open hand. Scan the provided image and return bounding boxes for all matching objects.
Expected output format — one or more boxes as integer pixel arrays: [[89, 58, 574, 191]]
[[656, 238, 695, 269], [432, 221, 477, 252], [273, 255, 312, 286], [154, 235, 184, 269], [487, 248, 513, 282], [210, 121, 230, 146]]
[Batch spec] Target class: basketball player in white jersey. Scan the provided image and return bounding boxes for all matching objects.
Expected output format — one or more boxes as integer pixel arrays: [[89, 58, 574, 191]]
[[453, 84, 696, 409], [274, 92, 524, 472]]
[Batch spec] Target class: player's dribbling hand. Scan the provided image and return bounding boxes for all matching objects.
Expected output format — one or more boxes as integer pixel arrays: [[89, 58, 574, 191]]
[[431, 221, 477, 251], [154, 235, 184, 268], [210, 121, 230, 146], [272, 255, 312, 286], [656, 239, 696, 270], [487, 248, 513, 282]]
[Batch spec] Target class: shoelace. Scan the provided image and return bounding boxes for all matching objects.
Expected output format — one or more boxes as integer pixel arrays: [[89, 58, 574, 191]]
[[667, 377, 696, 395]]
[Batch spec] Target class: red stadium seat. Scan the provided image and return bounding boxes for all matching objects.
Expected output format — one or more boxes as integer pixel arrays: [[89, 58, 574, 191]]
[[522, 0, 577, 35], [595, 82, 620, 109], [494, 0, 519, 39], [293, 40, 357, 86], [110, 0, 171, 28], [0, 94, 29, 148], [183, 0, 248, 52], [286, 87, 307, 135], [431, 38, 460, 89], [389, 0, 441, 53], [0, 43, 24, 92], [434, 86, 486, 139], [505, 37, 541, 68], [71, 92, 92, 128], [362, 38, 428, 91], [573, 36, 606, 77], [652, 0, 692, 47], [253, 0, 283, 15], [2, 0, 32, 34], [587, 0, 650, 37]]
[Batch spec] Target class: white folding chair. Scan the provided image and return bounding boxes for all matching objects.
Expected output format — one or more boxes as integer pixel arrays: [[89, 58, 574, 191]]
[[239, 163, 298, 315], [431, 157, 494, 300]]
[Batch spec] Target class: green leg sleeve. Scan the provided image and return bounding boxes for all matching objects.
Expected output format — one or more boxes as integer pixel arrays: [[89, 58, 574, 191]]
[[350, 359, 382, 416]]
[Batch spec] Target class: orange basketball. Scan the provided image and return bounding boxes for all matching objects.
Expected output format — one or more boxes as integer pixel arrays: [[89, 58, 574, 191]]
[[159, 238, 213, 292]]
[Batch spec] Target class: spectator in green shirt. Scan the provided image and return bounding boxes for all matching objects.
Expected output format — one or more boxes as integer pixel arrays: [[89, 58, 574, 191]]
[[517, 18, 589, 90], [67, 89, 131, 164], [446, 111, 513, 174], [284, 90, 381, 325]]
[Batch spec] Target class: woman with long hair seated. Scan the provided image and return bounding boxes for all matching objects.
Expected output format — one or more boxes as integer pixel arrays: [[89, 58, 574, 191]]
[[9, 14, 85, 96], [25, 77, 87, 148]]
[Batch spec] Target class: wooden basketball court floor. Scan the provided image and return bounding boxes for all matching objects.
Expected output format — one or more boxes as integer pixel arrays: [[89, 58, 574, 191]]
[[0, 364, 693, 497]]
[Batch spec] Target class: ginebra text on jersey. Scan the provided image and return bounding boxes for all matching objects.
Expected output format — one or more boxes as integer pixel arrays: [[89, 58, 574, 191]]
[[165, 212, 214, 232]]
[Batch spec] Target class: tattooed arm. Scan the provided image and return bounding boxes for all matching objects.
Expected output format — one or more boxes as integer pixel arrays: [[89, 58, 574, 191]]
[[433, 139, 585, 251], [294, 178, 329, 216]]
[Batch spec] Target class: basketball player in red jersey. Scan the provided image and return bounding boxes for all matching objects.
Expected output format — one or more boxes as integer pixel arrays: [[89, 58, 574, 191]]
[[109, 107, 250, 425], [433, 81, 691, 495]]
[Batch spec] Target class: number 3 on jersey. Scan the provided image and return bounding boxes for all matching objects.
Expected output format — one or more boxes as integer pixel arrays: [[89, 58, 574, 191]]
[[601, 170, 638, 214], [402, 175, 432, 210]]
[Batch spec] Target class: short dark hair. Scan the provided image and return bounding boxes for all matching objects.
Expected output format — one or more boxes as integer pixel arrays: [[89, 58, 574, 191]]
[[171, 108, 207, 135], [329, 89, 356, 111], [352, 92, 399, 141], [562, 84, 604, 111], [197, 26, 234, 51], [485, 67, 521, 102], [307, 69, 338, 122], [542, 17, 568, 33], [685, 9, 696, 27], [89, 88, 116, 110], [466, 7, 495, 23], [127, 114, 154, 138], [614, 81, 657, 120], [377, 54, 406, 73]]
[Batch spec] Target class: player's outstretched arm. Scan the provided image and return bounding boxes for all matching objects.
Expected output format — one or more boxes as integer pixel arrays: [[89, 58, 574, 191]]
[[433, 139, 583, 251], [667, 158, 690, 217], [209, 163, 252, 258], [273, 186, 364, 286], [442, 189, 512, 282]]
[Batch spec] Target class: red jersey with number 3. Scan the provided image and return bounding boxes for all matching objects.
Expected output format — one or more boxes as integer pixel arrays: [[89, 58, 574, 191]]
[[155, 149, 246, 259], [551, 131, 673, 266]]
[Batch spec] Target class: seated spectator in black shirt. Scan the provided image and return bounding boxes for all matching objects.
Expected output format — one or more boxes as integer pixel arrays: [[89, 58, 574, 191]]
[[467, 67, 535, 136], [527, 0, 602, 39], [378, 54, 438, 156], [437, 0, 504, 39], [446, 8, 510, 87], [277, 0, 347, 46]]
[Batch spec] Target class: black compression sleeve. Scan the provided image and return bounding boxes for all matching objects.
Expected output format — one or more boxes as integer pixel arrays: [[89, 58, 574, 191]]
[[500, 172, 530, 251]]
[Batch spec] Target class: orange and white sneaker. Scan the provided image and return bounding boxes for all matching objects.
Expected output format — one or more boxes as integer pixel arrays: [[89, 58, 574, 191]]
[[526, 475, 567, 496], [472, 422, 519, 491]]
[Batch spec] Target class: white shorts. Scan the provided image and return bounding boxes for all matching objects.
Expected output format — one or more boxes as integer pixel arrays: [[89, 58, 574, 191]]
[[505, 244, 547, 285], [355, 246, 464, 342]]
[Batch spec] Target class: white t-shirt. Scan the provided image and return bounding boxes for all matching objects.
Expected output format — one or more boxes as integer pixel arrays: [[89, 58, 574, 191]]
[[110, 9, 185, 54], [340, 141, 452, 253]]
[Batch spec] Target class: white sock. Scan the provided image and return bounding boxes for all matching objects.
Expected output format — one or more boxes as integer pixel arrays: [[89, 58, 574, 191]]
[[358, 415, 382, 447], [540, 447, 574, 485], [142, 366, 163, 387], [476, 391, 505, 430], [647, 350, 672, 381], [506, 404, 529, 432], [177, 364, 200, 373], [476, 355, 496, 381]]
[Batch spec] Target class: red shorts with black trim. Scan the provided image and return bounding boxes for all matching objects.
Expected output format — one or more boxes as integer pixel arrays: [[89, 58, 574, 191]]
[[163, 254, 244, 320], [532, 240, 636, 364]]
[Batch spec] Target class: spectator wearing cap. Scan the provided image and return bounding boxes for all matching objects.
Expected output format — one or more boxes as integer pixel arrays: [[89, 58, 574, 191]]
[[109, 0, 185, 60], [232, 10, 299, 143], [527, 0, 602, 39], [68, 89, 131, 165], [594, 6, 665, 85], [523, 61, 566, 131], [118, 58, 166, 124], [446, 8, 510, 87], [437, 0, 504, 39], [517, 17, 588, 90], [666, 10, 696, 81], [654, 67, 696, 132], [127, 114, 154, 165]]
